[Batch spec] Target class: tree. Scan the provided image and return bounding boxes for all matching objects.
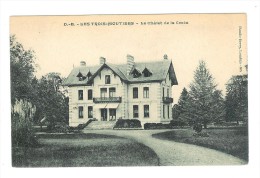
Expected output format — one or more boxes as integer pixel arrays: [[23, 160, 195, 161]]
[[10, 35, 36, 104], [11, 99, 37, 147], [172, 87, 190, 125], [11, 35, 69, 138], [188, 61, 225, 128], [10, 35, 37, 147], [225, 75, 248, 123], [32, 73, 69, 128]]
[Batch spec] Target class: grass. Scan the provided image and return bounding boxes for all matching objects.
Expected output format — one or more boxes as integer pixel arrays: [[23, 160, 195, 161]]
[[12, 133, 159, 167], [152, 127, 248, 162]]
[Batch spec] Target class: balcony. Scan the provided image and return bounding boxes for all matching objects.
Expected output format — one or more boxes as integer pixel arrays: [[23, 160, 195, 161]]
[[93, 97, 122, 103], [162, 97, 173, 104]]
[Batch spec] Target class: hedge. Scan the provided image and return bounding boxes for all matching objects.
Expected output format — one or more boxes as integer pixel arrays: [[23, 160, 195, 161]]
[[144, 123, 171, 130], [114, 119, 142, 129]]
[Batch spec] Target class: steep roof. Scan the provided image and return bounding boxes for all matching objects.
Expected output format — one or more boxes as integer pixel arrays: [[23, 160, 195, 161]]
[[62, 65, 100, 86], [63, 60, 178, 86]]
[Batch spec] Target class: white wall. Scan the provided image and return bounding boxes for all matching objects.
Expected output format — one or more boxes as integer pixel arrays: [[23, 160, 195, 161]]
[[127, 82, 161, 124], [160, 71, 173, 123], [92, 67, 125, 120], [68, 85, 94, 126]]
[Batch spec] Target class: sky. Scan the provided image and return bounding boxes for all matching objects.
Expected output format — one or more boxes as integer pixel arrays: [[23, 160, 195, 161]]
[[10, 14, 247, 102]]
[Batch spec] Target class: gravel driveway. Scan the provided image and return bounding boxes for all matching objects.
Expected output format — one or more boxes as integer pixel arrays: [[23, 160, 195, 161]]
[[83, 129, 246, 166]]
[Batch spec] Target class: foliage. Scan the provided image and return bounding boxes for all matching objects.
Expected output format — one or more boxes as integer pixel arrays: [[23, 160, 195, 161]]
[[31, 73, 69, 128], [10, 35, 36, 104], [172, 87, 191, 125], [144, 123, 171, 130], [193, 123, 203, 133], [114, 119, 142, 129], [175, 61, 225, 129], [11, 99, 37, 147], [10, 35, 38, 147], [169, 119, 187, 127], [225, 75, 248, 123], [10, 35, 69, 136]]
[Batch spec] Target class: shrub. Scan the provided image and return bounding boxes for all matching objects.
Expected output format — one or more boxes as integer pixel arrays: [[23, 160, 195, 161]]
[[48, 122, 70, 133], [214, 121, 239, 127], [170, 120, 187, 127], [11, 99, 38, 147], [193, 123, 203, 133], [144, 123, 171, 130], [69, 119, 94, 133], [114, 119, 141, 129]]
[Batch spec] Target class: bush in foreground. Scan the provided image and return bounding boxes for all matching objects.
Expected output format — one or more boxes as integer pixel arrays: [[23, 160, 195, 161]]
[[114, 119, 141, 129]]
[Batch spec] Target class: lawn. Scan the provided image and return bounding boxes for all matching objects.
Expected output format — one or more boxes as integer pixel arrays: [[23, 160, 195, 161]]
[[12, 133, 159, 167], [152, 127, 248, 161]]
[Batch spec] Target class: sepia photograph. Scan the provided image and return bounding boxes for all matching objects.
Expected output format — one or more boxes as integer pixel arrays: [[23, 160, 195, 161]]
[[9, 14, 249, 167]]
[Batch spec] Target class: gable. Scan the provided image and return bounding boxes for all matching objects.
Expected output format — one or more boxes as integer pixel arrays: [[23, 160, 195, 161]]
[[87, 63, 128, 84]]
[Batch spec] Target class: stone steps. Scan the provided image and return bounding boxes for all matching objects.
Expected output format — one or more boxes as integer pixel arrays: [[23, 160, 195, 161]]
[[84, 121, 116, 130]]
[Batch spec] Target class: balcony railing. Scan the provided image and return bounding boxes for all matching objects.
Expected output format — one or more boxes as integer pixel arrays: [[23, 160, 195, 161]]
[[162, 97, 173, 103], [93, 97, 122, 103]]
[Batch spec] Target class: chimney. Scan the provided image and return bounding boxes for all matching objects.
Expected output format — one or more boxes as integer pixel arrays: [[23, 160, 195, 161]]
[[163, 54, 168, 60], [100, 57, 106, 65], [80, 61, 86, 67], [127, 54, 134, 75]]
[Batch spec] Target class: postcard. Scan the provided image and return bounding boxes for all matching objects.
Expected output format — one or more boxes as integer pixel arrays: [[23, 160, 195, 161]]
[[10, 14, 248, 167]]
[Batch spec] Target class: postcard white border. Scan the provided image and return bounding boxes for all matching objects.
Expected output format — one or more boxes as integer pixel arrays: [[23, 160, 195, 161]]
[[1, 1, 259, 178]]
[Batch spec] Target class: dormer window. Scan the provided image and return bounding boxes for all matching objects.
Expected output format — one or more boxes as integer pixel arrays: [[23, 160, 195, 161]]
[[131, 68, 141, 78], [86, 71, 92, 80], [76, 72, 85, 81], [142, 67, 152, 77]]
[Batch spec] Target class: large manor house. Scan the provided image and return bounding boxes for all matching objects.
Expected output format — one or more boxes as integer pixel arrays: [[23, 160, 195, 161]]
[[63, 54, 178, 127]]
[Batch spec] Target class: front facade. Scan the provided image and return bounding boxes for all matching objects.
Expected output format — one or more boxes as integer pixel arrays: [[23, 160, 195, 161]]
[[63, 54, 178, 127]]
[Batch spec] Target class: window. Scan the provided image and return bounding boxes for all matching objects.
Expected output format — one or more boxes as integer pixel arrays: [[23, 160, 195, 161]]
[[76, 72, 85, 81], [132, 68, 141, 78], [109, 87, 116, 97], [109, 109, 116, 121], [162, 87, 165, 98], [167, 105, 170, 119], [78, 90, 83, 100], [133, 87, 138, 99], [88, 90, 93, 100], [87, 71, 92, 80], [144, 105, 149, 118], [167, 88, 169, 97], [143, 87, 149, 98], [143, 68, 152, 77], [105, 75, 111, 84], [88, 106, 93, 118], [100, 88, 107, 98], [133, 105, 139, 118], [163, 105, 165, 118], [78, 106, 84, 118]]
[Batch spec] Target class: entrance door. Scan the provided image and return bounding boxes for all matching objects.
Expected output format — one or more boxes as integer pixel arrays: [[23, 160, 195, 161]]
[[101, 109, 107, 121]]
